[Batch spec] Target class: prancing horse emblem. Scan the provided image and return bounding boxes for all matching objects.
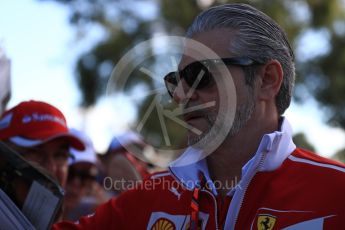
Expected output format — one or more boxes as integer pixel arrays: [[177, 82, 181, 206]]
[[257, 214, 276, 230]]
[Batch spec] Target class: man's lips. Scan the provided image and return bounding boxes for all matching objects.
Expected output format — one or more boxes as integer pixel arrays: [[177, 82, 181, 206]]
[[179, 101, 216, 121], [183, 112, 205, 122]]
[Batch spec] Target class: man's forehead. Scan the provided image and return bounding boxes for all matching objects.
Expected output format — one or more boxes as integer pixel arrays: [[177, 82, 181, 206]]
[[178, 44, 216, 70]]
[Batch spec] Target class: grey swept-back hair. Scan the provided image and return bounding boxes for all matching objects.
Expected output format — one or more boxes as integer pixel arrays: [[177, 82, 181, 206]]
[[186, 3, 295, 115]]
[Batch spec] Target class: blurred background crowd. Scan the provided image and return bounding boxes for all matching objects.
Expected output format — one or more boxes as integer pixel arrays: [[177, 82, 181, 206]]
[[0, 100, 161, 222]]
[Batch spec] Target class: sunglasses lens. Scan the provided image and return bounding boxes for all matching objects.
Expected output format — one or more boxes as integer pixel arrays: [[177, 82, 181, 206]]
[[68, 169, 97, 182], [164, 61, 214, 97], [184, 62, 212, 90], [164, 72, 178, 96]]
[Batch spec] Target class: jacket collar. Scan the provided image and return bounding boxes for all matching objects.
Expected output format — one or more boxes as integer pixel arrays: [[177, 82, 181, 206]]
[[169, 117, 296, 194]]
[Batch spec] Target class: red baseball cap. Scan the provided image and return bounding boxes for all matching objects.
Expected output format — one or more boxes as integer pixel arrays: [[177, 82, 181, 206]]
[[0, 100, 84, 150]]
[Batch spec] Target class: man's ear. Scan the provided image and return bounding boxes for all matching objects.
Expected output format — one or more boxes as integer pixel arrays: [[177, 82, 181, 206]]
[[257, 60, 283, 101]]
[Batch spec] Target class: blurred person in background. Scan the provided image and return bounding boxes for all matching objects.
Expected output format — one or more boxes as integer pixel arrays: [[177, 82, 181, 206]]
[[0, 100, 85, 221], [0, 46, 11, 115], [63, 128, 110, 221], [0, 100, 84, 188], [101, 131, 153, 195]]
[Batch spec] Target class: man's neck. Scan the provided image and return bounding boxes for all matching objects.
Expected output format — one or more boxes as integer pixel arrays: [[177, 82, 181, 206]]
[[207, 117, 279, 198]]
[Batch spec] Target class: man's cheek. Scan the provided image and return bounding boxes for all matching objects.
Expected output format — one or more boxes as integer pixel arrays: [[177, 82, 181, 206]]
[[58, 164, 69, 188]]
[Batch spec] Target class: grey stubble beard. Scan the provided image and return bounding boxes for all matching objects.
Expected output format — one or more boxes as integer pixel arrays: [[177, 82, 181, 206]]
[[187, 91, 255, 147]]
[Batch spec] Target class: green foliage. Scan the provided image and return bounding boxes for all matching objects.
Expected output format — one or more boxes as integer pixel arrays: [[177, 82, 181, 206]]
[[40, 0, 345, 153], [160, 0, 202, 32], [76, 24, 152, 106], [292, 132, 316, 152], [332, 148, 345, 163]]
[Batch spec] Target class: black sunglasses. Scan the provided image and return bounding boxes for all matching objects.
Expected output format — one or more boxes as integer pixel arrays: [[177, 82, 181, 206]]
[[164, 57, 261, 97], [68, 168, 98, 182]]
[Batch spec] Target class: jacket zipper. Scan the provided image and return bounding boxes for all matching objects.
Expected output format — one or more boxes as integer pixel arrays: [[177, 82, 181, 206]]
[[232, 151, 268, 229]]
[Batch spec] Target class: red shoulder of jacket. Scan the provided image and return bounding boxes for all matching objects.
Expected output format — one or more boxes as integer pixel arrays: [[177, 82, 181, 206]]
[[290, 148, 345, 171], [285, 148, 345, 189]]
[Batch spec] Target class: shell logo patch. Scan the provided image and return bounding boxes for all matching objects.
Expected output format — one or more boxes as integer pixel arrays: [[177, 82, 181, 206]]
[[151, 218, 176, 230], [147, 211, 209, 230], [257, 214, 276, 230]]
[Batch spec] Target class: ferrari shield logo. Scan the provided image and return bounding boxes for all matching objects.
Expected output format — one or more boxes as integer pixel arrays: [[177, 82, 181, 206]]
[[257, 215, 276, 230]]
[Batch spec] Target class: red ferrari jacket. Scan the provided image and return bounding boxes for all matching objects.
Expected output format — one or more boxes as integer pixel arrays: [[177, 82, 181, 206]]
[[54, 119, 345, 229]]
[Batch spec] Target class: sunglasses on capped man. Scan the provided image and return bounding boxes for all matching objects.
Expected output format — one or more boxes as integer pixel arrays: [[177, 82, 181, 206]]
[[164, 57, 261, 97]]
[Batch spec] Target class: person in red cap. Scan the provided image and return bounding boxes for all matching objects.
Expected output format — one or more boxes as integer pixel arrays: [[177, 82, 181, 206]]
[[0, 100, 85, 188]]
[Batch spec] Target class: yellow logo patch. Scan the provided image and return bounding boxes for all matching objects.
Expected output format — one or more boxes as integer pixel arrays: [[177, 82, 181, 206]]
[[257, 215, 276, 230], [151, 218, 176, 230]]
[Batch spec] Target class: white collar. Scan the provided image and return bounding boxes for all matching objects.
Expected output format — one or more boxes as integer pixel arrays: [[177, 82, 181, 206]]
[[169, 117, 296, 195]]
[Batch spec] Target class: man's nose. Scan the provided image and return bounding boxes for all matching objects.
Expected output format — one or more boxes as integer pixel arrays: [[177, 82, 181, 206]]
[[173, 79, 197, 104]]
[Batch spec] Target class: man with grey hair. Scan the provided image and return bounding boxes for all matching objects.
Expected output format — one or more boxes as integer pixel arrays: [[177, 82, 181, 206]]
[[55, 3, 345, 229]]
